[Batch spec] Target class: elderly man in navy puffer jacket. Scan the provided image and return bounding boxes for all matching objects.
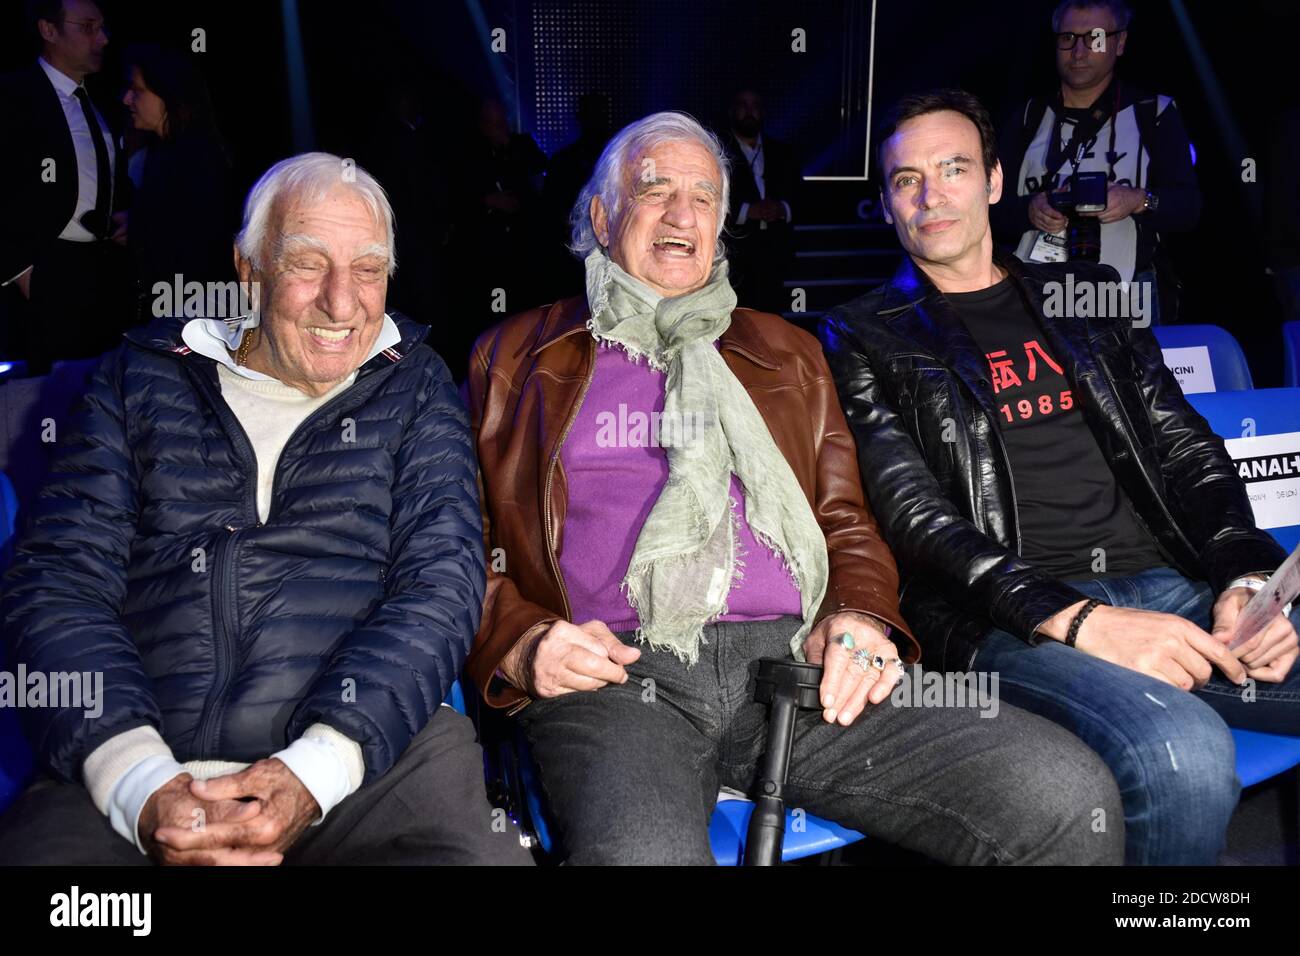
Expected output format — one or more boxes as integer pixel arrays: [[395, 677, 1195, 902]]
[[0, 153, 532, 865]]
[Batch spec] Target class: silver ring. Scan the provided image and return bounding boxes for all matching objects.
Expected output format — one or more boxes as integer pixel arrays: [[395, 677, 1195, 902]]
[[850, 648, 873, 672]]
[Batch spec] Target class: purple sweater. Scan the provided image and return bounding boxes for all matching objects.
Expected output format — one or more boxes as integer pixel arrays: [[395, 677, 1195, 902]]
[[558, 342, 804, 632]]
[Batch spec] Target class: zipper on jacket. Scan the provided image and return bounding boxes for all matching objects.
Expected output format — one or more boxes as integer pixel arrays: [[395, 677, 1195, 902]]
[[180, 355, 401, 751], [194, 524, 242, 754], [541, 337, 596, 621], [141, 342, 416, 751]]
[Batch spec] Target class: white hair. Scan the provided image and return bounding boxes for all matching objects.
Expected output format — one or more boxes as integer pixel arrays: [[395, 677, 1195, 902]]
[[236, 152, 397, 276], [569, 111, 731, 262]]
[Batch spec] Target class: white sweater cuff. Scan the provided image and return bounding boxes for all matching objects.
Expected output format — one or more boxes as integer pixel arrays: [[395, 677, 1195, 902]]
[[272, 723, 364, 825], [83, 726, 185, 853]]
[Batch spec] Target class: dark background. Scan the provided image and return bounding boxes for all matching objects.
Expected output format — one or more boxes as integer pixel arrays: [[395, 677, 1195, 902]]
[[2, 0, 1292, 379]]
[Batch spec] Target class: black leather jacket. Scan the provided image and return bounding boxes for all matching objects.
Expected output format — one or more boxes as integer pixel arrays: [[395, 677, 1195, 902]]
[[819, 254, 1286, 671]]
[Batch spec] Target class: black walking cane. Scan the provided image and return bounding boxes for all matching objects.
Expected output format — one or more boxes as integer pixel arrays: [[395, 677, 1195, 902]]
[[743, 658, 824, 866]]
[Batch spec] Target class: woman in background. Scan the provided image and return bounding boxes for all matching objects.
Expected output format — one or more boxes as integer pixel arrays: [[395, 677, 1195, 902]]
[[121, 44, 234, 322]]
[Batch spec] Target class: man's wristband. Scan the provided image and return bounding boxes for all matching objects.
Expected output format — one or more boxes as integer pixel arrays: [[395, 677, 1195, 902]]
[[1226, 575, 1268, 592], [1066, 599, 1103, 648], [1226, 575, 1292, 617]]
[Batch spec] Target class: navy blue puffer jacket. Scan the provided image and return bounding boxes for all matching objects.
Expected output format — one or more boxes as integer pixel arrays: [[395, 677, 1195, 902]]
[[2, 313, 484, 785]]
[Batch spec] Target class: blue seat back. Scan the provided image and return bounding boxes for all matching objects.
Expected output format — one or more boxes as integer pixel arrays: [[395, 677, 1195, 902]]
[[0, 361, 100, 816], [1154, 324, 1253, 392], [1232, 728, 1300, 789], [1186, 388, 1300, 553], [0, 471, 35, 814]]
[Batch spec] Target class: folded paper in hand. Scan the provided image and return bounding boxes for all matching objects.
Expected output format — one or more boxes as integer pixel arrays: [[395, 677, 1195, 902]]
[[1229, 545, 1300, 651]]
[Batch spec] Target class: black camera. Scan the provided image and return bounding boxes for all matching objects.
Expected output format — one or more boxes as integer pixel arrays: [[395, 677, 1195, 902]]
[[1048, 171, 1108, 262]]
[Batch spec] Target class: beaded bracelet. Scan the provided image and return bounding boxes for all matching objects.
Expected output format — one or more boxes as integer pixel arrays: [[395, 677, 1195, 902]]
[[1066, 599, 1103, 648]]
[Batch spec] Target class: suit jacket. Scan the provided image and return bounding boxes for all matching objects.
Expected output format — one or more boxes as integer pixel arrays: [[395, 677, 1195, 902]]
[[720, 131, 801, 238], [0, 62, 130, 282]]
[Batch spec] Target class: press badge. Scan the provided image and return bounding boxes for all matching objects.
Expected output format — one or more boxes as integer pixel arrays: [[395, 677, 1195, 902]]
[[1027, 230, 1068, 263]]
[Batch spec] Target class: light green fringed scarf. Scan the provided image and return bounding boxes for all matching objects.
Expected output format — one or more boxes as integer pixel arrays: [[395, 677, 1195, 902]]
[[583, 249, 828, 664]]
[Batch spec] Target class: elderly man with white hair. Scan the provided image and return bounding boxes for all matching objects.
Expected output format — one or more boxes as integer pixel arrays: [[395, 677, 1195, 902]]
[[0, 152, 532, 865], [465, 112, 1125, 864]]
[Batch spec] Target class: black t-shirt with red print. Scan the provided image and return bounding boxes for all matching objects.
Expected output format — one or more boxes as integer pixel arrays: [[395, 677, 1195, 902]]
[[947, 278, 1166, 580]]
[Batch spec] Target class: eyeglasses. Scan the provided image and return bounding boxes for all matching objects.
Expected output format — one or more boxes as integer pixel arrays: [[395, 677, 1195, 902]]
[[1056, 29, 1121, 50], [61, 17, 108, 38]]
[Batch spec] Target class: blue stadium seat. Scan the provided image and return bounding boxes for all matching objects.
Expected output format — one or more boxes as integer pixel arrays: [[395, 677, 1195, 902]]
[[1284, 321, 1300, 388], [709, 794, 865, 865], [1154, 324, 1253, 392], [446, 679, 467, 715], [1186, 388, 1300, 553], [1185, 389, 1300, 792], [0, 472, 35, 815], [1232, 729, 1300, 789]]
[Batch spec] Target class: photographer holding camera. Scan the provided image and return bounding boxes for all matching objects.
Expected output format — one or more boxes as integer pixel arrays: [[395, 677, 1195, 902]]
[[992, 0, 1201, 322]]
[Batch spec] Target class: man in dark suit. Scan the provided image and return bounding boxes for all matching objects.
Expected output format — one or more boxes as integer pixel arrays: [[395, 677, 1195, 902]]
[[719, 89, 801, 316], [0, 0, 132, 374]]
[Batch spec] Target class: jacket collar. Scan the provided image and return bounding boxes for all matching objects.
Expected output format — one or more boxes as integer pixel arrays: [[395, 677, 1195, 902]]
[[529, 294, 781, 370], [875, 253, 1072, 421], [125, 310, 430, 370], [876, 251, 1053, 314]]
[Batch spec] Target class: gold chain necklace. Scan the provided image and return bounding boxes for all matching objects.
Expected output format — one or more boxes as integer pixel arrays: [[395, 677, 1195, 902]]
[[235, 327, 257, 366]]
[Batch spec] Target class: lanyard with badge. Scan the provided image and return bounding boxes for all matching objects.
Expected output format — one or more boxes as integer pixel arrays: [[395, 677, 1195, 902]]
[[1027, 82, 1121, 263]]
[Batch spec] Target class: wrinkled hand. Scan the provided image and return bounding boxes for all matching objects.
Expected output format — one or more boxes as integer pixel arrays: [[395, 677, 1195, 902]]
[[508, 618, 641, 698], [1068, 603, 1246, 689], [150, 759, 319, 864], [804, 611, 902, 726], [1211, 587, 1299, 684], [139, 771, 279, 866], [1029, 191, 1067, 233]]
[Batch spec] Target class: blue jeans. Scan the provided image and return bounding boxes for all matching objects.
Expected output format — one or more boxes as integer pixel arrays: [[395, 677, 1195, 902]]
[[971, 566, 1300, 865]]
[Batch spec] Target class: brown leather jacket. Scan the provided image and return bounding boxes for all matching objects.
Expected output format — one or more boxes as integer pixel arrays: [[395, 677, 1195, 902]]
[[465, 295, 917, 711]]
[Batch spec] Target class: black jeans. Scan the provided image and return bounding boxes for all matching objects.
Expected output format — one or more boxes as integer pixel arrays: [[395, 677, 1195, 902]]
[[518, 615, 1125, 865], [0, 707, 533, 865]]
